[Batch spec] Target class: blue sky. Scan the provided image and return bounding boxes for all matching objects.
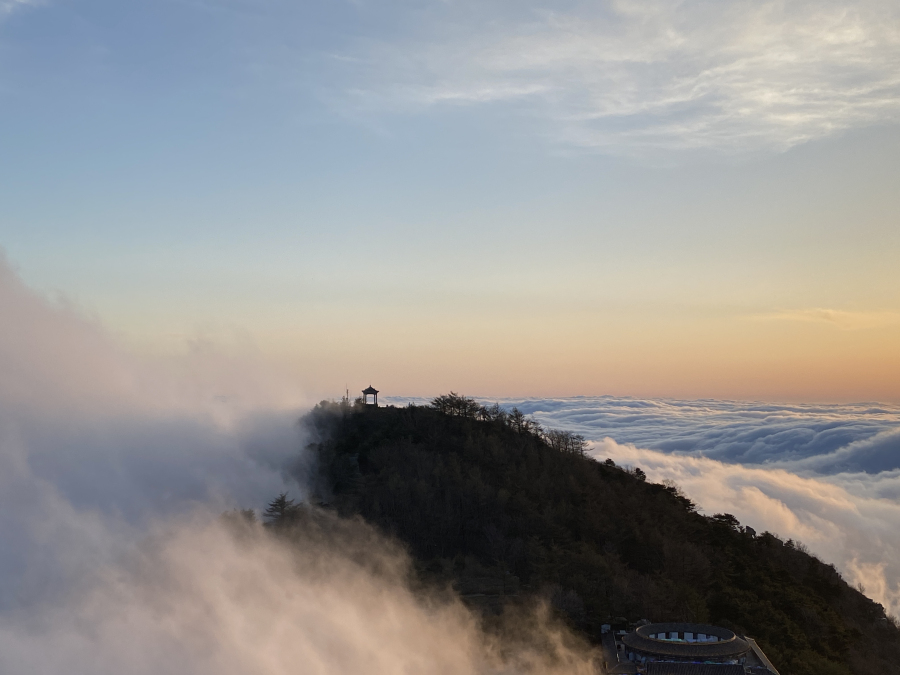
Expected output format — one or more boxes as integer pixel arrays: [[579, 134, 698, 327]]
[[2, 0, 899, 400]]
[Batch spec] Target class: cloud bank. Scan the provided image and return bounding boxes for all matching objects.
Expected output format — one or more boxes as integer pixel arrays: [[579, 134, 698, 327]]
[[0, 254, 313, 610], [594, 439, 900, 618], [0, 256, 598, 673], [460, 395, 898, 616], [387, 394, 900, 615], [343, 0, 900, 155], [0, 512, 597, 675], [502, 396, 900, 471]]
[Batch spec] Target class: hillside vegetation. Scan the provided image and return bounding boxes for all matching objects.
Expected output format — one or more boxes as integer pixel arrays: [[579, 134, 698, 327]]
[[282, 395, 900, 675]]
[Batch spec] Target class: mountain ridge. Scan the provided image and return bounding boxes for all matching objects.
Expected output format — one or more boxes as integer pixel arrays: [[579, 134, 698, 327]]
[[286, 395, 900, 675]]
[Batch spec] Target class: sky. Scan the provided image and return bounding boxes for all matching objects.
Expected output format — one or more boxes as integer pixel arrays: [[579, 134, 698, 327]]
[[1, 0, 899, 401]]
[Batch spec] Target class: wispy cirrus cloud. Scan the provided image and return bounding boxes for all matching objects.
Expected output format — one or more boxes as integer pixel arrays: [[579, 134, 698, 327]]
[[749, 308, 900, 330], [342, 0, 900, 155], [0, 0, 39, 17]]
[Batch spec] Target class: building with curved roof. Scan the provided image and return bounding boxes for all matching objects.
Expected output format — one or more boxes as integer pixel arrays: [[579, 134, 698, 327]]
[[602, 622, 779, 675]]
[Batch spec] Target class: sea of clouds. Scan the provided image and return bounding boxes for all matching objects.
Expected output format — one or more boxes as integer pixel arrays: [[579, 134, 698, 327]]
[[386, 394, 900, 617], [0, 256, 599, 674], [506, 397, 900, 617]]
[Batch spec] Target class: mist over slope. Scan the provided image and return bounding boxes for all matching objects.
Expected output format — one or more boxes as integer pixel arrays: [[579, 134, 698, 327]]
[[0, 509, 597, 675], [0, 256, 599, 674], [304, 399, 900, 675], [0, 255, 308, 610]]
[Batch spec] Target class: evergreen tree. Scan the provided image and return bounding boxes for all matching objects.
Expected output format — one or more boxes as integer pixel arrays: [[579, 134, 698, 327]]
[[264, 492, 298, 526]]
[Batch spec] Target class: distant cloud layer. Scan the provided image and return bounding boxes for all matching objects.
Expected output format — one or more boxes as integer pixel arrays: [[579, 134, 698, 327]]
[[477, 395, 900, 616], [594, 439, 900, 619], [347, 0, 900, 155], [503, 396, 900, 472]]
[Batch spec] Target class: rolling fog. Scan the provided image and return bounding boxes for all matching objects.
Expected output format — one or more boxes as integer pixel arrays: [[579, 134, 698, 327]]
[[0, 258, 597, 674]]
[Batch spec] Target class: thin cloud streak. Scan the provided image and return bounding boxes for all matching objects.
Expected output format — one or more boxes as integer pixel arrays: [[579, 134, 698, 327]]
[[749, 308, 900, 330], [0, 0, 35, 15]]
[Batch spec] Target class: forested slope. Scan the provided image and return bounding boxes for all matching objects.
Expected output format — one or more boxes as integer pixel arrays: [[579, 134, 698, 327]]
[[288, 397, 900, 675]]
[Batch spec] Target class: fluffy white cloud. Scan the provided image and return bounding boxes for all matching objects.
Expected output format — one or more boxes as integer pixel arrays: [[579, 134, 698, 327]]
[[592, 439, 900, 616], [0, 511, 596, 675], [344, 0, 900, 155], [0, 255, 310, 609], [0, 258, 596, 674], [509, 395, 900, 613]]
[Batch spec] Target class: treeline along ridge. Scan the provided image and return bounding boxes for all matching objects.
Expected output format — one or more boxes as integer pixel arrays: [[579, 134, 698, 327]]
[[263, 394, 900, 675]]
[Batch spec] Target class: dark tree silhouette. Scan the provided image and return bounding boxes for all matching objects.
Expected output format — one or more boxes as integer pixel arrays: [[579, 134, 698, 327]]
[[264, 493, 298, 526], [284, 397, 900, 675]]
